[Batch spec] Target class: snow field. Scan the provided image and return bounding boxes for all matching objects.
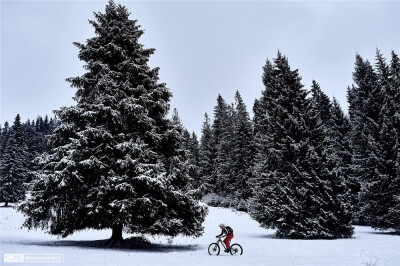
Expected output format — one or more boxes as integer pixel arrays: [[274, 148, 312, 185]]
[[1, 204, 400, 266]]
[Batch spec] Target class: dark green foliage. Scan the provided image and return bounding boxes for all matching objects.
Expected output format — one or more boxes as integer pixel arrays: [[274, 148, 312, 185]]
[[211, 95, 234, 195], [350, 50, 400, 231], [199, 91, 254, 211], [231, 91, 254, 207], [347, 54, 381, 225], [171, 109, 201, 193], [250, 52, 353, 239], [0, 121, 10, 158], [198, 113, 214, 190], [310, 84, 353, 237], [0, 115, 28, 206], [17, 0, 206, 241]]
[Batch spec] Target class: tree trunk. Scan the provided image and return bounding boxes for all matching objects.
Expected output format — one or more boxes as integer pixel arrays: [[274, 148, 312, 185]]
[[104, 224, 124, 247], [4, 201, 8, 207], [111, 224, 123, 240]]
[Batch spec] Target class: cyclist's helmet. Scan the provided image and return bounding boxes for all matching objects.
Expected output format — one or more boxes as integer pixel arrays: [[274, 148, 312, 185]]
[[219, 223, 225, 228]]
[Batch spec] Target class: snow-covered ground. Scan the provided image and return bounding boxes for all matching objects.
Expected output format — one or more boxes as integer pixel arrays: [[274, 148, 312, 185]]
[[1, 204, 399, 266]]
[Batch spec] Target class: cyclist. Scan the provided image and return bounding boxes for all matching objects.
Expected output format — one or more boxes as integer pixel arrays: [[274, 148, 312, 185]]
[[216, 223, 234, 252]]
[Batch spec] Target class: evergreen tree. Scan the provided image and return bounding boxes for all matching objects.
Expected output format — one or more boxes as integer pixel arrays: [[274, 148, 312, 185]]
[[17, 0, 206, 246], [187, 131, 200, 188], [330, 98, 356, 218], [389, 51, 400, 229], [171, 109, 200, 191], [0, 124, 2, 157], [251, 53, 310, 237], [0, 115, 28, 207], [189, 132, 200, 168], [360, 50, 400, 231], [33, 116, 47, 154], [23, 120, 37, 183], [198, 113, 213, 191], [231, 90, 254, 209], [0, 121, 10, 158], [347, 54, 381, 225], [24, 120, 36, 158], [309, 84, 353, 237], [211, 94, 233, 196], [250, 52, 353, 238], [310, 80, 332, 123]]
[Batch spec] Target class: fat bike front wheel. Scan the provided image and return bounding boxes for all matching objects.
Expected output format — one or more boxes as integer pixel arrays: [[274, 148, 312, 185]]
[[230, 243, 243, 255], [208, 243, 220, 255]]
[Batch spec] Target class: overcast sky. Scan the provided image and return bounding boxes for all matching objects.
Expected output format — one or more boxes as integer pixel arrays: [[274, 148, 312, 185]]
[[1, 0, 399, 135]]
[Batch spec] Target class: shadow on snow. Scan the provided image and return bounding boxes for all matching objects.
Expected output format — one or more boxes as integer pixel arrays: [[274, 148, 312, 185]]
[[10, 238, 200, 253], [245, 233, 275, 239], [368, 231, 400, 236]]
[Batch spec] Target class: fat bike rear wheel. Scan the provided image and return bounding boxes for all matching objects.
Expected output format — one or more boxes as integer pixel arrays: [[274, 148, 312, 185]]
[[229, 243, 243, 255]]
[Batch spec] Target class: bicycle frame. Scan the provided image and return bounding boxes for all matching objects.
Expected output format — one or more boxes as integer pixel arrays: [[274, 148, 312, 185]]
[[216, 237, 228, 250]]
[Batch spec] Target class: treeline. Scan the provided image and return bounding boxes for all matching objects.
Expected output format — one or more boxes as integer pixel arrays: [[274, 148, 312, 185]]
[[0, 115, 58, 206], [171, 91, 255, 210], [2, 50, 399, 239], [174, 50, 399, 238]]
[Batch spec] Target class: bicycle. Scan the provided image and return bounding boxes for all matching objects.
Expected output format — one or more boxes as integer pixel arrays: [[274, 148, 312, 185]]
[[208, 236, 243, 256]]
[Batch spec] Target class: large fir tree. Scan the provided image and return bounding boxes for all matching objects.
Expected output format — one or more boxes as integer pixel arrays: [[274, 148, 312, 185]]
[[231, 90, 254, 209], [171, 109, 201, 192], [309, 82, 353, 237], [250, 52, 353, 238], [329, 98, 356, 219], [186, 131, 200, 188], [198, 113, 214, 191], [0, 121, 10, 158], [356, 50, 400, 231], [348, 53, 383, 225], [211, 94, 234, 196], [17, 0, 206, 246], [388, 51, 400, 230]]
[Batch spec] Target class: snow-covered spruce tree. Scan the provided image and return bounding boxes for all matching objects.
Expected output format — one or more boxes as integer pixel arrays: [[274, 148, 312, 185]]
[[389, 51, 400, 230], [189, 132, 200, 171], [211, 94, 234, 197], [187, 131, 200, 188], [250, 54, 301, 236], [250, 52, 353, 238], [0, 121, 10, 159], [198, 113, 214, 191], [309, 83, 353, 237], [347, 54, 381, 225], [0, 124, 2, 156], [329, 98, 356, 220], [17, 0, 207, 246], [310, 81, 331, 123], [23, 120, 38, 183], [33, 116, 57, 155], [0, 115, 28, 207], [360, 50, 400, 231], [231, 90, 254, 210], [250, 53, 309, 237], [171, 109, 201, 193]]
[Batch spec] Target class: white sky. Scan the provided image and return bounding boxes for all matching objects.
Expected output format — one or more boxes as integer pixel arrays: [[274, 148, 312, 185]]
[[1, 0, 399, 135]]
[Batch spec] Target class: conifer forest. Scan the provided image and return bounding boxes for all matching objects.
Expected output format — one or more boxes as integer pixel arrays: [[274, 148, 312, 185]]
[[1, 1, 399, 265]]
